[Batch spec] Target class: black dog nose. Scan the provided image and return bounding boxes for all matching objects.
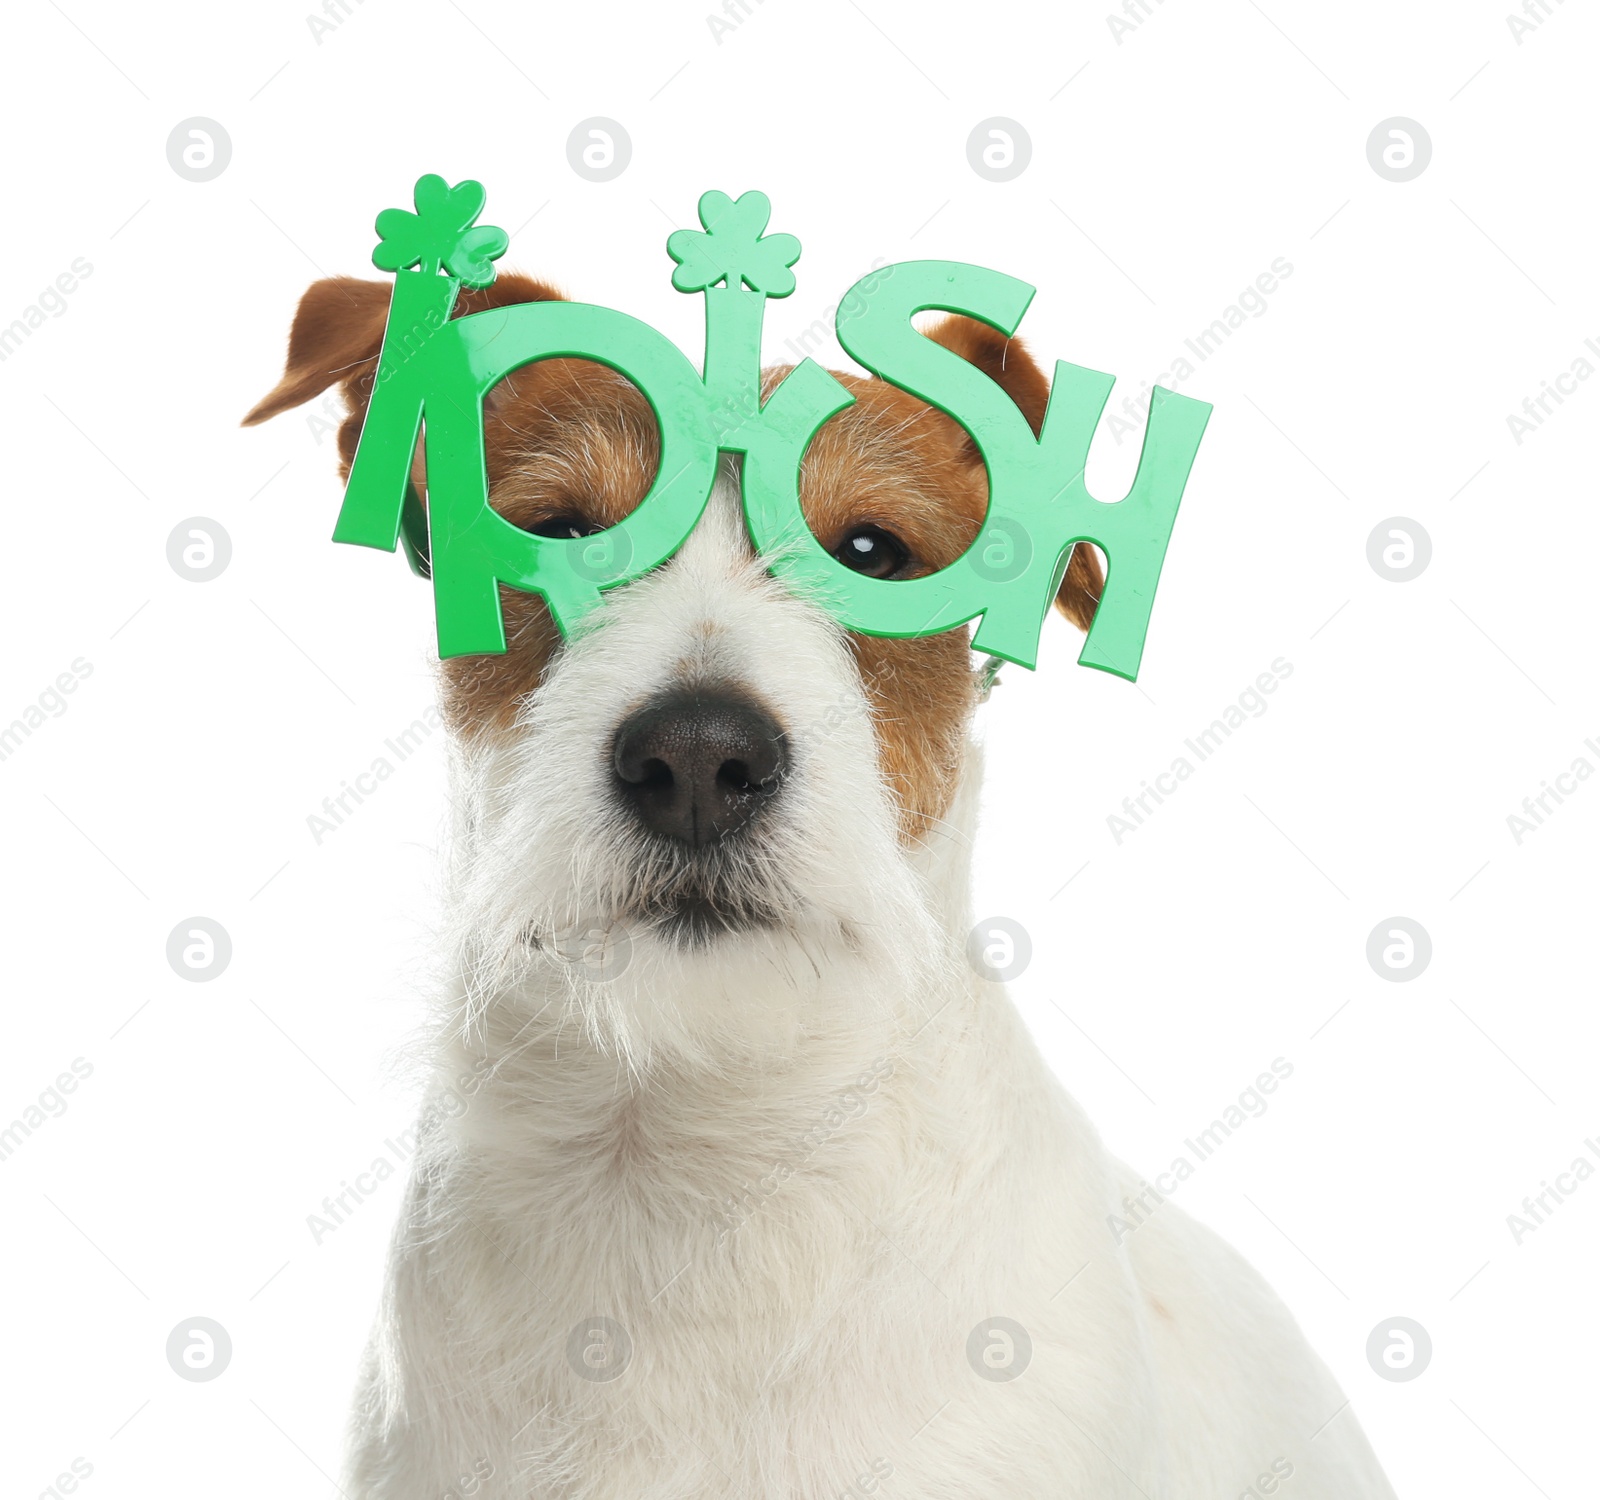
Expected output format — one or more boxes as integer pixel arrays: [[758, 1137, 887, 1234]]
[[612, 690, 788, 848]]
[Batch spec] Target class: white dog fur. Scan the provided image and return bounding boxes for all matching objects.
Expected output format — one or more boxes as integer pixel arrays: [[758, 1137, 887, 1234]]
[[344, 474, 1396, 1499]]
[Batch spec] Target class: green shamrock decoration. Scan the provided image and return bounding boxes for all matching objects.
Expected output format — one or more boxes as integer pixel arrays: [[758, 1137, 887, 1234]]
[[666, 190, 800, 298], [372, 173, 508, 288]]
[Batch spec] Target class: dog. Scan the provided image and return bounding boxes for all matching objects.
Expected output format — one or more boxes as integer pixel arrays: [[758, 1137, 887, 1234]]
[[246, 269, 1396, 1499]]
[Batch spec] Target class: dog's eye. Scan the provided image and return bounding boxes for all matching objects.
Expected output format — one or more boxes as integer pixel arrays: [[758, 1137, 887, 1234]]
[[833, 525, 910, 579], [528, 514, 604, 540]]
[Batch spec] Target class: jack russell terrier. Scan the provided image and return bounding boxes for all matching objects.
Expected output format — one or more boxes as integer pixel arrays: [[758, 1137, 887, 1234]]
[[246, 270, 1396, 1499]]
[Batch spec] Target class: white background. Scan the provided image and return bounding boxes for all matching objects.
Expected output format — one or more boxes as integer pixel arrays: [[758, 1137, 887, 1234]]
[[2, 1, 1596, 1495]]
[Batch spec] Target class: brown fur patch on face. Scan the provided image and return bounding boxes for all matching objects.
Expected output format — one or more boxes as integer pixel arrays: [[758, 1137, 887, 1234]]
[[779, 369, 989, 841], [440, 360, 662, 737]]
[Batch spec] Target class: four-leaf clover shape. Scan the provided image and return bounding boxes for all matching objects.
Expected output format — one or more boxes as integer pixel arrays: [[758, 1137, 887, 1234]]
[[372, 173, 508, 288], [666, 190, 800, 297]]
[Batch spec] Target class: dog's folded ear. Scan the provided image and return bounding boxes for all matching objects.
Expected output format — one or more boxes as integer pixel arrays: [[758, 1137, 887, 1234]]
[[241, 273, 566, 472], [241, 277, 392, 433], [924, 315, 1103, 634]]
